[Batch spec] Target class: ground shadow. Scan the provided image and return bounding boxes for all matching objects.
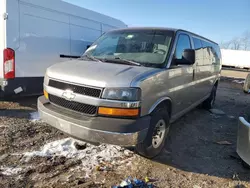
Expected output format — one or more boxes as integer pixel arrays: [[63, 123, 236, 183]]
[[0, 109, 35, 119], [0, 96, 38, 118], [4, 95, 39, 109], [153, 104, 250, 182]]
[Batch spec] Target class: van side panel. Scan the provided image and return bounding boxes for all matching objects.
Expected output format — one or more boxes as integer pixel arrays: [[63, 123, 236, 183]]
[[102, 24, 116, 33], [20, 0, 126, 28], [0, 0, 7, 78], [12, 0, 126, 77], [17, 2, 71, 77], [1, 0, 126, 97], [70, 17, 101, 56]]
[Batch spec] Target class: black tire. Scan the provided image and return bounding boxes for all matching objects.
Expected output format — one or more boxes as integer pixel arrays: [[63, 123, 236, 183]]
[[242, 160, 250, 169], [136, 107, 170, 159], [203, 85, 217, 110]]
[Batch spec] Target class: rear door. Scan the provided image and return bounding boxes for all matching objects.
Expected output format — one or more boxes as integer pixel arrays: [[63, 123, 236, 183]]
[[192, 37, 214, 99], [200, 40, 214, 95], [192, 37, 206, 100], [0, 0, 6, 79]]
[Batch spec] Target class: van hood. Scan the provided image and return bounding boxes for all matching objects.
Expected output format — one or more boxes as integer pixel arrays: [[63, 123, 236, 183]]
[[46, 60, 158, 88]]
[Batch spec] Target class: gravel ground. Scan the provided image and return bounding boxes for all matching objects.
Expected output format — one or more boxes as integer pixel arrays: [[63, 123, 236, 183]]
[[221, 67, 249, 79], [0, 74, 250, 188]]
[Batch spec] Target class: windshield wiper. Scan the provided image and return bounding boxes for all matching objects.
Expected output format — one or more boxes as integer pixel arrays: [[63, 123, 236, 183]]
[[105, 57, 142, 66], [80, 55, 103, 62]]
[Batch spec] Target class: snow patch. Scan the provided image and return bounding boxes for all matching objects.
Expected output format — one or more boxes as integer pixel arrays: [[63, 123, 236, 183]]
[[210, 108, 226, 115], [232, 79, 245, 84], [23, 138, 134, 176], [228, 115, 235, 119], [0, 167, 22, 176], [29, 112, 40, 122]]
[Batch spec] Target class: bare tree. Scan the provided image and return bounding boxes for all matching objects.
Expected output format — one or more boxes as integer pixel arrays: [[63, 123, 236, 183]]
[[219, 31, 250, 50], [241, 31, 250, 50], [230, 37, 241, 50], [220, 41, 231, 49]]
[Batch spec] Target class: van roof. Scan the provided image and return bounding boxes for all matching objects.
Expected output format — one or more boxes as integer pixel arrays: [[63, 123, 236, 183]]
[[111, 27, 218, 45]]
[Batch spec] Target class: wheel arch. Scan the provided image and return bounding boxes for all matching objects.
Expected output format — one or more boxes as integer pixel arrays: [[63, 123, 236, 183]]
[[148, 97, 172, 118], [214, 79, 219, 87]]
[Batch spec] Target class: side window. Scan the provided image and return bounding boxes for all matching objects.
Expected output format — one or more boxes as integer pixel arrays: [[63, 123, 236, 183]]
[[201, 40, 213, 65], [192, 37, 203, 65], [193, 38, 202, 49], [175, 34, 191, 60], [211, 43, 221, 64]]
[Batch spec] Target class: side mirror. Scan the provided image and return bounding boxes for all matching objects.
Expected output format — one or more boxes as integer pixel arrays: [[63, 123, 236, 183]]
[[175, 49, 195, 65]]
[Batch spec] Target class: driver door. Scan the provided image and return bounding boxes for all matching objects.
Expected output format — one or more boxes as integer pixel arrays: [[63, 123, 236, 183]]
[[170, 34, 195, 115]]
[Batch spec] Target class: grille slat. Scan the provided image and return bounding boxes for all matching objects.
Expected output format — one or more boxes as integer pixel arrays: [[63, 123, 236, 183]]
[[49, 94, 97, 115], [49, 80, 102, 98]]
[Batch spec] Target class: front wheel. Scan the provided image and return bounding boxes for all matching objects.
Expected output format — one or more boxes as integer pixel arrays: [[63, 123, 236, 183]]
[[136, 107, 170, 158]]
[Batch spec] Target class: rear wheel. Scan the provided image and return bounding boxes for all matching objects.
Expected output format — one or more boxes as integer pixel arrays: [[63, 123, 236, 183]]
[[136, 107, 170, 158], [203, 85, 217, 110], [242, 160, 250, 169]]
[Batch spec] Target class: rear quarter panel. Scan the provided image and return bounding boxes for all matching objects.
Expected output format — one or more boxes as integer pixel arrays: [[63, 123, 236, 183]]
[[0, 0, 6, 78], [6, 0, 19, 51]]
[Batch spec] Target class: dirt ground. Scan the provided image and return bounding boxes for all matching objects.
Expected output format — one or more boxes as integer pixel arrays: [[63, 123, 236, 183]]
[[221, 68, 249, 79], [0, 69, 250, 188]]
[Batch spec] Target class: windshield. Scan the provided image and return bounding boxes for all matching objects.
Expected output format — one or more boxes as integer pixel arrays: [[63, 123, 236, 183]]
[[84, 29, 174, 67]]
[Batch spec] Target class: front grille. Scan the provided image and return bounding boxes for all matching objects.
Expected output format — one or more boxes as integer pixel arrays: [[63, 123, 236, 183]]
[[49, 80, 102, 98], [49, 94, 97, 115]]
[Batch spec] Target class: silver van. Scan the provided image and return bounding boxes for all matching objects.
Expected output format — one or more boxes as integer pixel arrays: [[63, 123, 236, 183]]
[[38, 28, 221, 158]]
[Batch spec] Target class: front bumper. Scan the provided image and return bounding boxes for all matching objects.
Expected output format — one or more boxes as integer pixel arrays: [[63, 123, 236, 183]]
[[38, 96, 150, 146], [237, 117, 250, 165]]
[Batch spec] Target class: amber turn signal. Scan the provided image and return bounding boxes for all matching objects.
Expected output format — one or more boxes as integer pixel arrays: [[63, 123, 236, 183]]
[[44, 90, 49, 99], [98, 107, 139, 117]]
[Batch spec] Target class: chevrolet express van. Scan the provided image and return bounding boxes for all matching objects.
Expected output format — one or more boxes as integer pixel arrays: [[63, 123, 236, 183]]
[[38, 27, 221, 158]]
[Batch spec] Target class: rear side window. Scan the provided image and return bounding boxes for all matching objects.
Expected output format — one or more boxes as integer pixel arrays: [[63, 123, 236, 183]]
[[201, 40, 220, 65], [212, 44, 221, 65], [212, 44, 221, 58], [201, 40, 213, 65], [192, 37, 203, 65], [175, 34, 191, 60]]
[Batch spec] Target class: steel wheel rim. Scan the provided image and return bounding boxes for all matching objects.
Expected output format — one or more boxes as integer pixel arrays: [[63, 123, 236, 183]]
[[152, 119, 168, 149]]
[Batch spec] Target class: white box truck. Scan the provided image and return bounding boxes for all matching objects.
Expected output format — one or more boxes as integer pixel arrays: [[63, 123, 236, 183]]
[[221, 49, 250, 69], [0, 0, 126, 98]]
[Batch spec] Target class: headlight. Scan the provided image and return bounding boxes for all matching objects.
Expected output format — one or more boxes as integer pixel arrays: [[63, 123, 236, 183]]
[[102, 88, 141, 101], [44, 73, 49, 85]]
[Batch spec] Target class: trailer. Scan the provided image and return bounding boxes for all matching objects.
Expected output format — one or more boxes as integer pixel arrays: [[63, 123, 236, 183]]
[[221, 49, 250, 69], [0, 0, 126, 98]]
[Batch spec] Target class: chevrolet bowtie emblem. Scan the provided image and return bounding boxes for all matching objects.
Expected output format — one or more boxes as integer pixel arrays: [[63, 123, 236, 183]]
[[62, 90, 76, 101]]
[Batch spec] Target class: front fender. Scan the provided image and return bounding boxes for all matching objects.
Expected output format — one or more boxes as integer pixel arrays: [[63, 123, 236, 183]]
[[148, 97, 172, 115]]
